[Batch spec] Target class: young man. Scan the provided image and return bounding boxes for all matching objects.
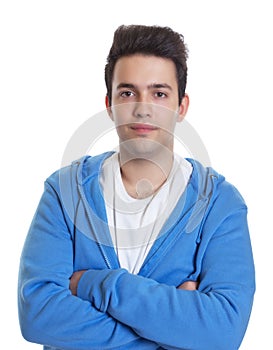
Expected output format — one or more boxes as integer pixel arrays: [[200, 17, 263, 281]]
[[18, 25, 255, 350]]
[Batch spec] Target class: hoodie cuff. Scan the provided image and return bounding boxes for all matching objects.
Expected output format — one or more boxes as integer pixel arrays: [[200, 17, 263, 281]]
[[77, 268, 127, 312]]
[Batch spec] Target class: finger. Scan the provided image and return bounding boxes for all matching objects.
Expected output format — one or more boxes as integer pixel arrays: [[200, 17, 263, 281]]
[[178, 280, 198, 290]]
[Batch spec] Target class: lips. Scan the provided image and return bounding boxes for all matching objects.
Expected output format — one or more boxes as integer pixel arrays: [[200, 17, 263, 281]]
[[130, 123, 158, 133]]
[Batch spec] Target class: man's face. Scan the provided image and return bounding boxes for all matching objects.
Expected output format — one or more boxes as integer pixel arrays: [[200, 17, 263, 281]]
[[107, 54, 188, 157]]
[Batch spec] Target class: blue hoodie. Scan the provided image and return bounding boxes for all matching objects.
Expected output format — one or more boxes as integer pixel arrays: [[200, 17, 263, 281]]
[[18, 152, 255, 350]]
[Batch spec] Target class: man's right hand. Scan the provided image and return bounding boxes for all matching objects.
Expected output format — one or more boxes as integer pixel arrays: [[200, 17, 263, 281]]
[[177, 280, 198, 290], [69, 270, 86, 296]]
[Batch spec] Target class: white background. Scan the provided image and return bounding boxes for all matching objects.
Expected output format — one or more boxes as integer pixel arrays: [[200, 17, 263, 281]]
[[1, 0, 272, 348]]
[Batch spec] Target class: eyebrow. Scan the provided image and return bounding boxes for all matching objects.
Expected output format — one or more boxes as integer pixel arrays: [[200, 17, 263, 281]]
[[116, 83, 173, 91]]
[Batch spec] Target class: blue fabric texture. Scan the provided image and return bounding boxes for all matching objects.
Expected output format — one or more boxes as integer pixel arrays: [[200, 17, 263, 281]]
[[18, 152, 255, 350]]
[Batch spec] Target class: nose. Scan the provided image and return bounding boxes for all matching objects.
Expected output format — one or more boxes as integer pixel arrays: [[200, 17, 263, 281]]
[[133, 101, 153, 119]]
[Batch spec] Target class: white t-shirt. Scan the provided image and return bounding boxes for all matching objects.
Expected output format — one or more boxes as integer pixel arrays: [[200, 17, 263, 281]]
[[99, 153, 192, 274]]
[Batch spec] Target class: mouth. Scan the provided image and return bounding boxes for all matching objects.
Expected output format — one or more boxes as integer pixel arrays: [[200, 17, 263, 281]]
[[130, 123, 158, 134]]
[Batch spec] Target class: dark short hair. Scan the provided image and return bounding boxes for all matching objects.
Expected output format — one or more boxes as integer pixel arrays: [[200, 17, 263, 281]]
[[105, 24, 188, 106]]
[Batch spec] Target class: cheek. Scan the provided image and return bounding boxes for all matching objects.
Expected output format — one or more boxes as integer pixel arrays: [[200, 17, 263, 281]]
[[115, 125, 127, 139], [111, 104, 134, 126], [155, 109, 178, 133]]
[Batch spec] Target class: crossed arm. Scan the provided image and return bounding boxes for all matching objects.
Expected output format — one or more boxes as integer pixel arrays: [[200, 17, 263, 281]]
[[70, 270, 198, 295], [19, 225, 254, 350], [66, 254, 254, 350]]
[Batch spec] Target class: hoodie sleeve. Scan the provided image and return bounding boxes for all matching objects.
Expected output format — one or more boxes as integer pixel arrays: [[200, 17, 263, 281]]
[[18, 180, 158, 350], [77, 187, 255, 350]]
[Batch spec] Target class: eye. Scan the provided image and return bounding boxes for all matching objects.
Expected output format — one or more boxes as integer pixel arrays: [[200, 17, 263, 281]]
[[120, 91, 135, 98], [155, 91, 167, 98]]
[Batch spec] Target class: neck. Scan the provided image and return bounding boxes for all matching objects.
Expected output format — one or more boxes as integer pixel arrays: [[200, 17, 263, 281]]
[[118, 146, 174, 199]]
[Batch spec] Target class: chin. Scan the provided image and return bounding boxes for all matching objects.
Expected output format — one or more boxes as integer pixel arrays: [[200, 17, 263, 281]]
[[120, 137, 172, 161]]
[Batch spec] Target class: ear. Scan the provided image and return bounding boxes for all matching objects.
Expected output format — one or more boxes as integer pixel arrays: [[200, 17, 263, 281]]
[[105, 95, 114, 121], [176, 93, 189, 123]]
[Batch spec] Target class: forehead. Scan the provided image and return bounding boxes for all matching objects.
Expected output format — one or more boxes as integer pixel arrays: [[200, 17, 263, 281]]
[[112, 54, 177, 87]]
